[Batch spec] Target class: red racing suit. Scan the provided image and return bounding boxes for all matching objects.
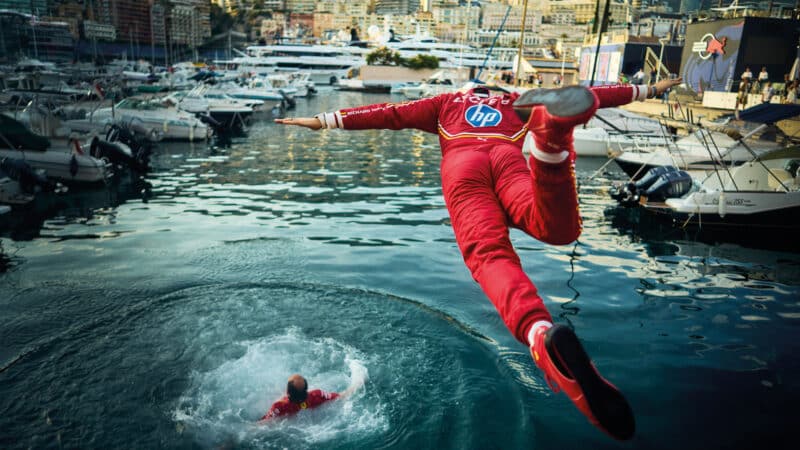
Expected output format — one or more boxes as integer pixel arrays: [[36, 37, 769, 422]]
[[261, 389, 340, 420], [320, 84, 644, 344]]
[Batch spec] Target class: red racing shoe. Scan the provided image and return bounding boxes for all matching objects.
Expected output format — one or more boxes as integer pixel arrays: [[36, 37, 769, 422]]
[[530, 324, 635, 440], [513, 86, 600, 162]]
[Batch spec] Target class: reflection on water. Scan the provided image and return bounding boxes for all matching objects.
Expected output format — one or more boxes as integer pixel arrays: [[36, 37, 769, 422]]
[[1, 91, 799, 449]]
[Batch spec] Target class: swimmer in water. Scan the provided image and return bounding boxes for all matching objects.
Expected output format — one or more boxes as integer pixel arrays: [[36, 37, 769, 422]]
[[259, 373, 363, 421]]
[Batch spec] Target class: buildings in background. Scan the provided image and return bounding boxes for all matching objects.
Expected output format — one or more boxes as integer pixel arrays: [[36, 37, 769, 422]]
[[0, 0, 798, 81], [0, 0, 212, 62]]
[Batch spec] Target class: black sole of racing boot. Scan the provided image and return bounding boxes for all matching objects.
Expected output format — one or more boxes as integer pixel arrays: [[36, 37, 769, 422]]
[[545, 324, 636, 440], [513, 86, 597, 121]]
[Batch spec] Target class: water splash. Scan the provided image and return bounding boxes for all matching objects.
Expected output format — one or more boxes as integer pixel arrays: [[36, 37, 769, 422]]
[[173, 327, 386, 448]]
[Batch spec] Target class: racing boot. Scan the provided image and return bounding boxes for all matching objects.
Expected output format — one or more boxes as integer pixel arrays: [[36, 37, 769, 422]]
[[513, 86, 599, 165], [530, 324, 635, 441]]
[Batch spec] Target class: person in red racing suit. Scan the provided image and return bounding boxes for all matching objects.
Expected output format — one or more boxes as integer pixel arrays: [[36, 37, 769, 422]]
[[259, 373, 364, 421], [276, 79, 681, 439], [260, 374, 339, 421]]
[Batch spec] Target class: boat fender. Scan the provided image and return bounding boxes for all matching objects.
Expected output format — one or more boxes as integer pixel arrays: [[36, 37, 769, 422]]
[[718, 192, 726, 218], [70, 154, 79, 178]]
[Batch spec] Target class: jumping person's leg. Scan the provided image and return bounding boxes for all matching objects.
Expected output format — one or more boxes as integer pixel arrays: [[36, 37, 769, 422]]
[[502, 86, 636, 441], [440, 147, 553, 344], [490, 143, 581, 246]]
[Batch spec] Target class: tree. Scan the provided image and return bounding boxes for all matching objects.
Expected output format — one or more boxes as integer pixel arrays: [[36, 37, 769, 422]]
[[366, 47, 402, 66], [365, 48, 440, 70], [403, 54, 439, 70]]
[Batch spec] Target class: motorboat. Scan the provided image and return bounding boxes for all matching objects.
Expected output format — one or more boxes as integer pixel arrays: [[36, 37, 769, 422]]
[[206, 80, 285, 108], [286, 71, 317, 96], [611, 147, 800, 230], [398, 70, 461, 99], [163, 86, 255, 130], [79, 97, 210, 141], [0, 114, 110, 183], [570, 108, 669, 157], [613, 103, 800, 179], [613, 126, 783, 179], [520, 122, 668, 158], [263, 73, 304, 97]]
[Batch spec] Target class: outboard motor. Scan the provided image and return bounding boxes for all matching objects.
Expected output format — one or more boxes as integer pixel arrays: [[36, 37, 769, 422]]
[[611, 166, 690, 205], [125, 120, 163, 143], [642, 170, 693, 202], [278, 89, 296, 110], [105, 124, 152, 171], [785, 159, 800, 179], [197, 113, 224, 132], [0, 156, 57, 192], [90, 137, 148, 173]]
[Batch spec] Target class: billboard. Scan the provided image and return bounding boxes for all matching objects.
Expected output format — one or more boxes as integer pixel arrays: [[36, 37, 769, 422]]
[[680, 19, 744, 93], [578, 43, 624, 85]]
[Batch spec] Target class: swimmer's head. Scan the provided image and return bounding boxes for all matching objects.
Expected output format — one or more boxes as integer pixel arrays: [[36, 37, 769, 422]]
[[287, 374, 308, 403]]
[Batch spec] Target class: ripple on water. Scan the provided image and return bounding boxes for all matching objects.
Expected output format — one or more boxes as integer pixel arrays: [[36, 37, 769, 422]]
[[160, 283, 531, 449], [0, 282, 531, 449]]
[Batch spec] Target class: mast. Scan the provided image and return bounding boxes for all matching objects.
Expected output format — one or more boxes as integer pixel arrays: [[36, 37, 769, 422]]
[[29, 1, 39, 58], [515, 0, 530, 87], [477, 5, 511, 81], [590, 0, 611, 87]]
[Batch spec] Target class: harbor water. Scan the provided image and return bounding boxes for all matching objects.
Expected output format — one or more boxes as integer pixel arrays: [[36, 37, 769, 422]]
[[1, 90, 799, 449]]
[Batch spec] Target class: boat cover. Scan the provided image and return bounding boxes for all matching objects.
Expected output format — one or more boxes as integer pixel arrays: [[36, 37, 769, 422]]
[[0, 114, 50, 151], [736, 103, 800, 124]]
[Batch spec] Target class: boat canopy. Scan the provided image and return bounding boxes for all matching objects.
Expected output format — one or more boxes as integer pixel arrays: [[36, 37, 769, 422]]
[[736, 103, 800, 124]]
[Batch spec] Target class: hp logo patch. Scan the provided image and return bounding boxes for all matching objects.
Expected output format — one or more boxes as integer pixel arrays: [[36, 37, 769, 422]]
[[465, 104, 502, 127]]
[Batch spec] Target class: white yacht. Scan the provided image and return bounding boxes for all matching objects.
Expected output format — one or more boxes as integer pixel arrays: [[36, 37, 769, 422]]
[[217, 45, 368, 85], [387, 37, 515, 71]]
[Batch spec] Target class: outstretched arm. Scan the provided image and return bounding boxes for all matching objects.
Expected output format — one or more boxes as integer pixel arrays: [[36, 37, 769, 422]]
[[338, 374, 365, 400], [274, 117, 323, 130], [274, 95, 449, 133], [591, 77, 683, 108]]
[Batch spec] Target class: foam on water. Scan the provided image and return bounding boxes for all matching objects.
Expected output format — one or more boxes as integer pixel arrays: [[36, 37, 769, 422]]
[[173, 327, 386, 448]]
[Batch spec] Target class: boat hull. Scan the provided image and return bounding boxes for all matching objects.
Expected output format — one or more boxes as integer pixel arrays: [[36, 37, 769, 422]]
[[641, 190, 800, 230], [0, 149, 109, 184]]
